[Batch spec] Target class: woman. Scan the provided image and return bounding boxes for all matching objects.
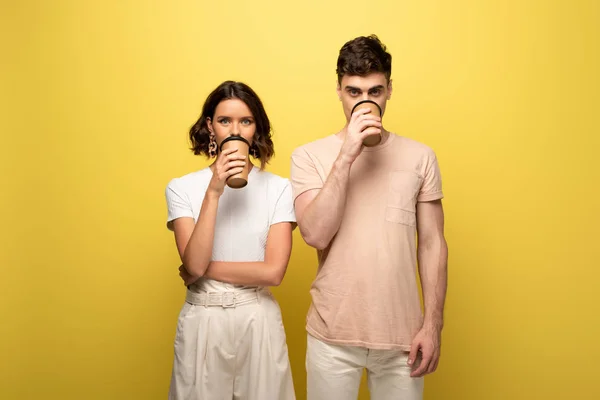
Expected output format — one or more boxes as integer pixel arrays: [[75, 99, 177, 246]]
[[165, 81, 296, 399]]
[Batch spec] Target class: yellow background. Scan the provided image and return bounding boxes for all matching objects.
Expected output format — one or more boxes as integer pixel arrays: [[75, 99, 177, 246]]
[[2, 0, 599, 399]]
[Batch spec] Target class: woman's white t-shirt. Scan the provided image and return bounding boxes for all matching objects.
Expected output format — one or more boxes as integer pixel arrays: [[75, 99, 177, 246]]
[[165, 166, 296, 293]]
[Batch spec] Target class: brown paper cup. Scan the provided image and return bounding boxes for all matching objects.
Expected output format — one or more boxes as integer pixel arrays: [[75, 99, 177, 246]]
[[351, 100, 382, 147], [219, 136, 250, 189]]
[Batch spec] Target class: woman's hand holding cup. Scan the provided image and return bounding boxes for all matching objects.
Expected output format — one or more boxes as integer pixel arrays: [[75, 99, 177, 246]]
[[208, 148, 246, 197]]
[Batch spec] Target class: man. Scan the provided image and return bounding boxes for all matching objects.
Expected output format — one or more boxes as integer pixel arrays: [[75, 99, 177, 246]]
[[290, 35, 448, 399]]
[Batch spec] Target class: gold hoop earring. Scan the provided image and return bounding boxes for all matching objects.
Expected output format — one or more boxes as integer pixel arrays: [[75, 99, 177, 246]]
[[208, 135, 217, 158]]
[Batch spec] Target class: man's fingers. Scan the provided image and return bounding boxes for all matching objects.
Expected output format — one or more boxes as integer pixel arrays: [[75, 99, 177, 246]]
[[411, 353, 432, 377], [429, 355, 439, 374], [350, 107, 371, 121], [357, 117, 382, 128], [360, 127, 382, 140], [407, 342, 420, 367], [351, 114, 381, 132], [411, 344, 433, 377]]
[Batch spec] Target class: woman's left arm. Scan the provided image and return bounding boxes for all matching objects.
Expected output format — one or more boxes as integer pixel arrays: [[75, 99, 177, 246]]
[[201, 221, 294, 286]]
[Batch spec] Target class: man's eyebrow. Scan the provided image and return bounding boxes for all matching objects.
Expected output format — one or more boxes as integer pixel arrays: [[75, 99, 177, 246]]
[[344, 85, 385, 91]]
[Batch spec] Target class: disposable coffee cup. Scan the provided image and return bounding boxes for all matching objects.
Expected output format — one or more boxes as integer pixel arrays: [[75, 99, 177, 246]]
[[351, 100, 382, 147], [219, 136, 250, 189]]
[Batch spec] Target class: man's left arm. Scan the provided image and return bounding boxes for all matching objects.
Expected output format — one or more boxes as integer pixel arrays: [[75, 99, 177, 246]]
[[409, 199, 448, 377]]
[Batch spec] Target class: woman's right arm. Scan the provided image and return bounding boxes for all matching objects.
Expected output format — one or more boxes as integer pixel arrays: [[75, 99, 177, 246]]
[[173, 191, 220, 277], [171, 148, 246, 277]]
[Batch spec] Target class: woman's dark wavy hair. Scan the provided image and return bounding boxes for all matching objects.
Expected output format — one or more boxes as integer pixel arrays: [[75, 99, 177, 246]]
[[336, 34, 392, 84], [189, 81, 274, 169]]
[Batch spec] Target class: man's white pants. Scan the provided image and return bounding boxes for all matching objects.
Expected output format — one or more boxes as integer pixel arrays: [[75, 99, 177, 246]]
[[306, 334, 424, 400], [168, 289, 295, 400]]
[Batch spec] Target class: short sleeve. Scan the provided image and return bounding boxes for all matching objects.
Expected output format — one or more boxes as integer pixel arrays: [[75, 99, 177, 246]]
[[271, 180, 296, 226], [290, 147, 324, 201], [165, 178, 194, 231], [417, 150, 444, 202]]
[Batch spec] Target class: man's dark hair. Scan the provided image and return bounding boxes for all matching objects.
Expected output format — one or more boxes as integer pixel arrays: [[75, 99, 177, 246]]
[[336, 35, 392, 84]]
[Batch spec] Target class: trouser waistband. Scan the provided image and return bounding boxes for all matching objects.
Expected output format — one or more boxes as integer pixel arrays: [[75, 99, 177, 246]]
[[185, 288, 262, 308]]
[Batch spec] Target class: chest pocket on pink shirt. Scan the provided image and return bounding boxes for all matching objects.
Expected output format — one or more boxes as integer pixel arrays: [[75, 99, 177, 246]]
[[386, 171, 423, 227]]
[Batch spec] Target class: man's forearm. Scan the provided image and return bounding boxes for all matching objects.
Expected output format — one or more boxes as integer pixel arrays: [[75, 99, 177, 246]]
[[418, 236, 448, 329], [299, 157, 352, 249]]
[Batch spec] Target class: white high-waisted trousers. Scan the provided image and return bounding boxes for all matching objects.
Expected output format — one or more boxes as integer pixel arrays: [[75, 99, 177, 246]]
[[168, 287, 295, 400]]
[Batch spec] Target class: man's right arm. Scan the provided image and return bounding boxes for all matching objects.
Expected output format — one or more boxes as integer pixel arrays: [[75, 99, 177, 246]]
[[294, 156, 352, 250], [292, 108, 381, 250]]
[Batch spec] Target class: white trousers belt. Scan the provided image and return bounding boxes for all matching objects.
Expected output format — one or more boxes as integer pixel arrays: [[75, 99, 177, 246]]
[[185, 289, 261, 308]]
